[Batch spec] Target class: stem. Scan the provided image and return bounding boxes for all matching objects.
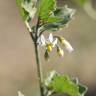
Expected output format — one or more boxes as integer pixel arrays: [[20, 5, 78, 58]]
[[27, 0, 44, 94], [34, 43, 44, 96], [30, 24, 44, 96], [29, 25, 45, 96], [34, 17, 44, 96]]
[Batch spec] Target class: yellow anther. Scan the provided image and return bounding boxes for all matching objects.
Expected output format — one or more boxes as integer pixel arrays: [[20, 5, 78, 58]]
[[46, 44, 53, 52]]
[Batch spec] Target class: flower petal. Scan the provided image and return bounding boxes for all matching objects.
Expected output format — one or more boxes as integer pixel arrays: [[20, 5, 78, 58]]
[[52, 38, 57, 47], [41, 35, 46, 45], [64, 39, 74, 53], [48, 33, 53, 43], [18, 91, 24, 96], [37, 35, 46, 46]]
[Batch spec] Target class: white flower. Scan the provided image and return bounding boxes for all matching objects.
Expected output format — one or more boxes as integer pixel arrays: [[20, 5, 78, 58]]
[[37, 34, 46, 46], [63, 39, 74, 53], [48, 33, 58, 47], [37, 33, 73, 57], [37, 33, 57, 52], [18, 91, 24, 96], [57, 36, 74, 53]]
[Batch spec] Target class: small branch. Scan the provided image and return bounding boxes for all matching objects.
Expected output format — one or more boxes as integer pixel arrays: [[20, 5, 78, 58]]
[[29, 32, 35, 42], [25, 20, 35, 41]]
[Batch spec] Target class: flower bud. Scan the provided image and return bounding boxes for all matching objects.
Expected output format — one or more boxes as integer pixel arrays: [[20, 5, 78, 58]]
[[57, 36, 74, 53], [58, 36, 65, 45], [57, 47, 64, 57]]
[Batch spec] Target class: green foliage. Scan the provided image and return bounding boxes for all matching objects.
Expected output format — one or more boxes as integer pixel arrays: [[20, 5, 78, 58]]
[[38, 0, 56, 21], [42, 6, 75, 31], [45, 71, 87, 96], [16, 0, 88, 96], [17, 0, 75, 31], [79, 84, 88, 96], [16, 0, 36, 21], [16, 0, 28, 20], [37, 0, 75, 31]]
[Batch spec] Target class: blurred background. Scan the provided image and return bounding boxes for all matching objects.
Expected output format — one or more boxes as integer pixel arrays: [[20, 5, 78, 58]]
[[0, 0, 96, 96]]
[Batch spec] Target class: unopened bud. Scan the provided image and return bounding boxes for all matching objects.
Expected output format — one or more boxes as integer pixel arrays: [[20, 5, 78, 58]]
[[57, 47, 64, 57], [58, 36, 65, 45]]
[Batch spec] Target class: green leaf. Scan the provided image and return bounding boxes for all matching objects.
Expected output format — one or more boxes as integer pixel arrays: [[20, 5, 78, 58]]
[[16, 0, 28, 20], [22, 0, 37, 19], [78, 84, 88, 96], [16, 0, 36, 21], [47, 17, 62, 23], [38, 0, 56, 21], [38, 1, 75, 32], [44, 71, 87, 96], [42, 5, 75, 31], [72, 78, 88, 96], [48, 75, 80, 96]]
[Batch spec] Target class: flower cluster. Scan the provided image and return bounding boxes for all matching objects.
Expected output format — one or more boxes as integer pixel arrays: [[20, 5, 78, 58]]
[[37, 33, 74, 59]]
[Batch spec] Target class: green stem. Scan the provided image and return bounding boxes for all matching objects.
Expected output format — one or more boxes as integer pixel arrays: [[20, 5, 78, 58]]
[[33, 16, 44, 96], [30, 27, 44, 96], [34, 43, 44, 96], [28, 0, 44, 93]]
